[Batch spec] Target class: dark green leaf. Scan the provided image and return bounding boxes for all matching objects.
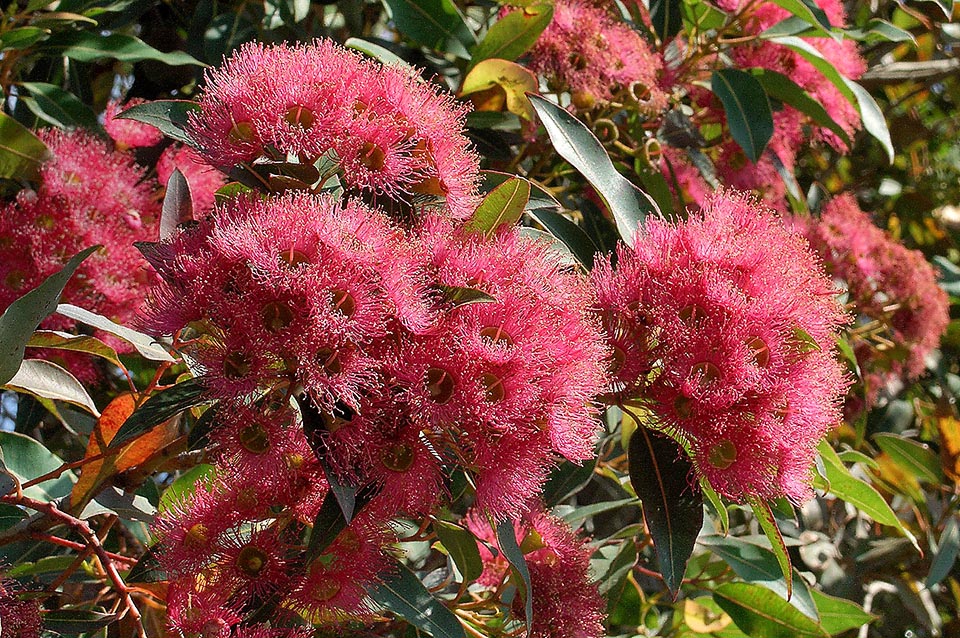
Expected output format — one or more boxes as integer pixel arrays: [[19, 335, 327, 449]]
[[464, 176, 530, 238], [43, 609, 118, 634], [470, 4, 553, 66], [4, 359, 99, 416], [769, 0, 833, 37], [1, 27, 50, 51], [381, 0, 476, 58], [542, 458, 598, 505], [628, 427, 702, 597], [111, 378, 209, 449], [126, 544, 166, 582], [751, 69, 851, 148], [0, 431, 76, 502], [18, 82, 99, 130], [748, 496, 793, 599], [526, 208, 599, 269], [115, 100, 199, 147], [926, 515, 960, 588], [306, 491, 351, 560], [650, 0, 683, 41], [698, 535, 818, 619], [435, 520, 484, 583], [0, 503, 27, 530], [874, 433, 944, 484], [0, 247, 97, 385], [713, 582, 830, 638], [161, 169, 193, 240], [810, 589, 875, 634], [345, 37, 412, 69], [27, 330, 123, 370], [711, 69, 773, 164], [529, 94, 658, 247], [817, 441, 918, 549], [0, 111, 48, 180], [366, 560, 466, 638], [597, 539, 638, 598], [56, 304, 174, 362], [41, 31, 204, 66], [562, 498, 637, 526], [497, 519, 533, 633], [437, 285, 496, 307]]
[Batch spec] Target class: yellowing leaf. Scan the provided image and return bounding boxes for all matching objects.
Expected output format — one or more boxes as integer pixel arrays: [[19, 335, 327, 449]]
[[460, 58, 538, 121]]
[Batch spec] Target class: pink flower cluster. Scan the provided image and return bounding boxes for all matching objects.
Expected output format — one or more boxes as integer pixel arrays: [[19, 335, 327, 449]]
[[0, 129, 160, 379], [593, 191, 849, 501], [524, 0, 667, 110], [803, 194, 950, 408], [467, 503, 606, 638], [187, 40, 481, 220], [144, 39, 609, 635]]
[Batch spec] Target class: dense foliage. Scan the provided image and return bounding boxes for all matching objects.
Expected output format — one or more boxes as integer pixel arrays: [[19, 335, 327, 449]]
[[0, 0, 957, 637]]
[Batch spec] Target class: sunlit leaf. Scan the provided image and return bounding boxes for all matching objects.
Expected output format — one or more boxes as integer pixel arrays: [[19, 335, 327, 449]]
[[711, 69, 774, 164], [714, 582, 830, 638], [4, 359, 99, 416], [435, 520, 484, 583]]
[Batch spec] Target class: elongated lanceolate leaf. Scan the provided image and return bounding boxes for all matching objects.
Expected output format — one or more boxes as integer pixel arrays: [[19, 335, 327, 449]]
[[0, 246, 98, 385], [41, 31, 204, 66], [464, 176, 530, 238], [470, 3, 553, 66], [344, 37, 412, 69], [161, 169, 193, 240], [27, 331, 123, 370], [0, 431, 76, 502], [56, 304, 174, 362], [810, 589, 875, 634], [497, 519, 534, 632], [751, 69, 851, 148], [19, 82, 99, 130], [380, 0, 476, 58], [711, 69, 774, 164], [366, 560, 466, 638], [628, 427, 703, 597], [713, 582, 830, 638], [43, 609, 119, 634], [926, 515, 960, 588], [435, 520, 484, 583], [747, 496, 793, 600], [874, 433, 944, 484], [4, 359, 99, 416], [650, 0, 683, 41], [529, 94, 658, 247], [116, 100, 199, 147], [111, 378, 209, 449], [0, 111, 48, 180]]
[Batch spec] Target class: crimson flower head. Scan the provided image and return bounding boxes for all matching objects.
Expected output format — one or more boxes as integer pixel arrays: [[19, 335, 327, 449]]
[[188, 39, 480, 220], [104, 98, 163, 149], [594, 189, 849, 502], [803, 194, 950, 408]]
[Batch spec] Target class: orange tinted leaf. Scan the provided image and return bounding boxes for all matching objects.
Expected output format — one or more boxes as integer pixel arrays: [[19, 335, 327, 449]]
[[937, 416, 960, 483]]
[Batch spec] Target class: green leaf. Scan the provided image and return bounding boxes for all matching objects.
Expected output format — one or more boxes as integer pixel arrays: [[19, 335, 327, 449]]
[[529, 94, 658, 247], [497, 519, 533, 633], [750, 69, 851, 148], [701, 481, 729, 536], [817, 440, 919, 550], [345, 37, 412, 69], [115, 99, 199, 147], [4, 359, 99, 416], [435, 520, 484, 583], [161, 168, 193, 240], [470, 4, 554, 66], [437, 285, 496, 307], [628, 427, 703, 597], [810, 589, 875, 635], [380, 0, 476, 59], [306, 491, 352, 560], [27, 331, 123, 370], [480, 170, 560, 213], [157, 464, 215, 513], [713, 582, 830, 638], [873, 433, 944, 484], [0, 111, 49, 180], [844, 19, 916, 44], [126, 544, 166, 583], [0, 503, 27, 530], [768, 36, 893, 162], [650, 0, 683, 41], [0, 431, 76, 502], [1, 26, 51, 51], [43, 609, 118, 634], [464, 176, 530, 238], [18, 82, 99, 130], [747, 497, 793, 600], [56, 304, 174, 362], [41, 31, 204, 66], [769, 0, 833, 38], [0, 247, 98, 385], [711, 69, 774, 164], [111, 378, 209, 449], [366, 560, 466, 638], [926, 515, 960, 588], [698, 535, 818, 619], [542, 458, 598, 505], [562, 498, 637, 526], [526, 208, 598, 269]]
